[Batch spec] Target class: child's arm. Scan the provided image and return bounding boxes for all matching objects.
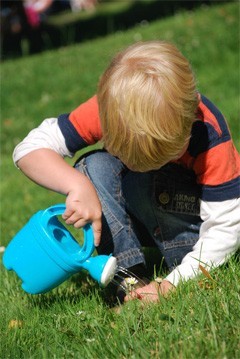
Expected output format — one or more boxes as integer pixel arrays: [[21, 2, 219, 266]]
[[13, 116, 102, 246], [164, 95, 240, 289], [165, 198, 240, 286], [14, 95, 103, 245], [17, 149, 102, 246], [125, 198, 240, 302]]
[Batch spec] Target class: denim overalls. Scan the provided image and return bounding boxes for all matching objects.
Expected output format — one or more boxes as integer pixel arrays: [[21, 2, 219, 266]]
[[75, 150, 202, 271]]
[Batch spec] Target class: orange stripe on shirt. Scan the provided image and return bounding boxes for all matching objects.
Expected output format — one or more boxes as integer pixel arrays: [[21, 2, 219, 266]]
[[69, 95, 102, 144], [193, 141, 240, 186]]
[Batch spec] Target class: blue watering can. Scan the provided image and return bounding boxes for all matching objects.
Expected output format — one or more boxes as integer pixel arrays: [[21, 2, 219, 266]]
[[3, 204, 117, 294]]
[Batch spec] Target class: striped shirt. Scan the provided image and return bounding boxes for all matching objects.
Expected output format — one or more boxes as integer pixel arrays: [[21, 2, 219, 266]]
[[57, 94, 240, 201]]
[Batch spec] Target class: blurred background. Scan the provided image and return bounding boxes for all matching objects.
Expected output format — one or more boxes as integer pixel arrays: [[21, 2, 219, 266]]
[[1, 0, 225, 61], [1, 0, 239, 235]]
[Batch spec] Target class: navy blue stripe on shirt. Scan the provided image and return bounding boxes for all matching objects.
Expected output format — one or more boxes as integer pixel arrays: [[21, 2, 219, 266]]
[[201, 95, 229, 135], [201, 176, 240, 201], [189, 121, 209, 157], [189, 95, 231, 158], [58, 113, 88, 153], [189, 120, 230, 158]]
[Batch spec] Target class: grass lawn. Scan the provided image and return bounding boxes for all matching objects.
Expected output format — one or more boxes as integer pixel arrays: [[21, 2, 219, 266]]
[[1, 2, 240, 358]]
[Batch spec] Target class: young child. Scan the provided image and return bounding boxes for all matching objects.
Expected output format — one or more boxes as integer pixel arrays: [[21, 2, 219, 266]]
[[13, 41, 240, 302]]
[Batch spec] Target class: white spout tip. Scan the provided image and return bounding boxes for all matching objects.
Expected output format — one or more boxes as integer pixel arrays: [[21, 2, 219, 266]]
[[100, 256, 117, 287]]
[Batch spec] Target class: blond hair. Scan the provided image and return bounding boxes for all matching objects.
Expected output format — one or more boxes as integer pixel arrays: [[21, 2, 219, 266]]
[[97, 41, 198, 171]]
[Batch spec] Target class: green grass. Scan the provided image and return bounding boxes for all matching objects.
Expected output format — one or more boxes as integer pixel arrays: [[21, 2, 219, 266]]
[[1, 2, 240, 358], [0, 257, 240, 358]]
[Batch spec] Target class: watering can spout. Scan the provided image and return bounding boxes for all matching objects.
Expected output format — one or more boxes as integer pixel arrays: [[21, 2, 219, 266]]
[[81, 255, 117, 287]]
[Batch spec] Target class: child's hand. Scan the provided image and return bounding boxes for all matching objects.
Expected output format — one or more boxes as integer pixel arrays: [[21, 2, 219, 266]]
[[16, 149, 102, 246], [62, 180, 102, 247], [124, 280, 175, 303]]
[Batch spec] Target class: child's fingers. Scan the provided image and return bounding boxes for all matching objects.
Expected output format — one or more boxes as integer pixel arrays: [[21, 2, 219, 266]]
[[124, 282, 161, 303], [124, 291, 142, 302], [92, 219, 102, 247], [62, 207, 75, 220], [62, 208, 102, 247], [62, 211, 79, 224]]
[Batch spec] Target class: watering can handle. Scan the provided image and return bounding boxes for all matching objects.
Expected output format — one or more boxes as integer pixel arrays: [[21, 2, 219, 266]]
[[43, 203, 67, 217], [42, 204, 95, 257]]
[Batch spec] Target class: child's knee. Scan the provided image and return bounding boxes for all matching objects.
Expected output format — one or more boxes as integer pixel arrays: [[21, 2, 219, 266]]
[[75, 150, 124, 187]]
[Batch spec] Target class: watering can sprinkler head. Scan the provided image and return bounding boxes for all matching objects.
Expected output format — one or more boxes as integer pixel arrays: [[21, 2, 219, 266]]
[[81, 255, 117, 287]]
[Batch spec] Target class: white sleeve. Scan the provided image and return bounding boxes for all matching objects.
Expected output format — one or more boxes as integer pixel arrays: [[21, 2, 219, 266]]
[[13, 118, 73, 165], [165, 198, 240, 286]]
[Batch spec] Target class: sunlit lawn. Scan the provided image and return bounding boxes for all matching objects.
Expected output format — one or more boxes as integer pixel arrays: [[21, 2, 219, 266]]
[[1, 2, 239, 358]]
